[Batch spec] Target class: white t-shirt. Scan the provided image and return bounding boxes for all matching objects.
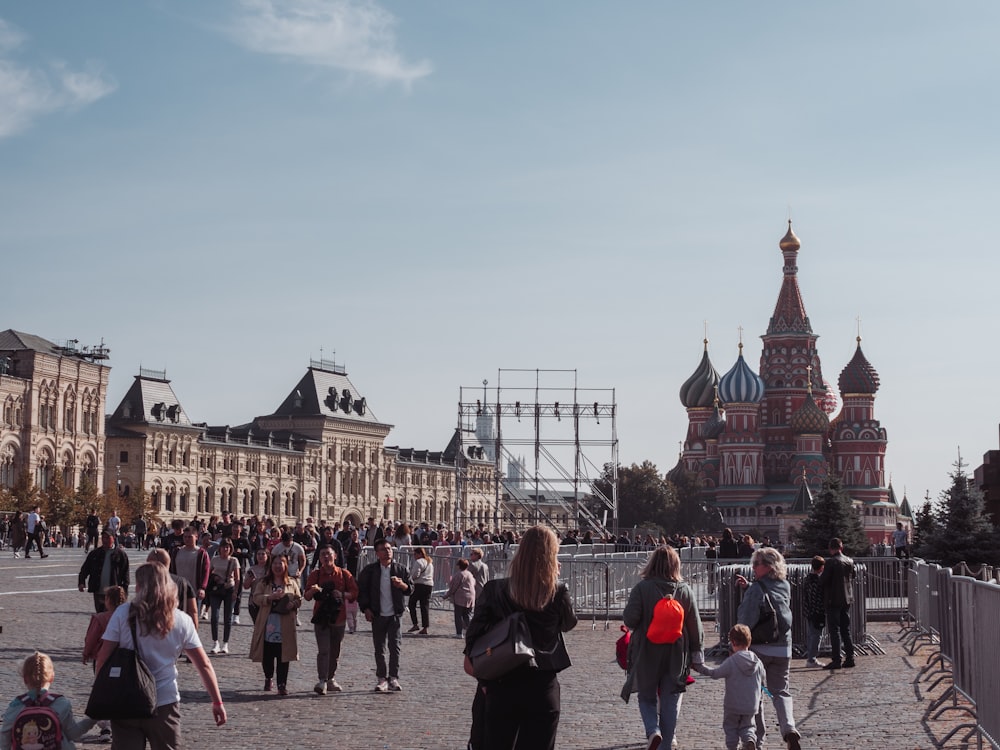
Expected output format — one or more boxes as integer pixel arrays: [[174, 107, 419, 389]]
[[103, 603, 202, 707], [271, 542, 306, 577]]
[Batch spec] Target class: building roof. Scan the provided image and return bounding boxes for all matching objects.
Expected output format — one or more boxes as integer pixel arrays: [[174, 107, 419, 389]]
[[839, 337, 880, 395], [719, 344, 765, 404], [0, 329, 110, 363], [679, 340, 720, 409], [109, 373, 197, 428], [269, 366, 386, 426], [766, 222, 814, 336]]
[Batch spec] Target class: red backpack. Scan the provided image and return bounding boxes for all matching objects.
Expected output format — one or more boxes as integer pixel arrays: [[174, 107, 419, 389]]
[[11, 692, 62, 750], [646, 588, 685, 644]]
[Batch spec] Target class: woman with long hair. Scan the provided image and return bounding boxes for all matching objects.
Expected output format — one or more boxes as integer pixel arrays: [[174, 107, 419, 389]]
[[621, 545, 704, 750], [94, 563, 226, 746], [249, 553, 301, 695], [735, 547, 802, 750], [207, 539, 240, 654], [464, 525, 577, 750], [243, 547, 270, 623], [407, 546, 434, 634]]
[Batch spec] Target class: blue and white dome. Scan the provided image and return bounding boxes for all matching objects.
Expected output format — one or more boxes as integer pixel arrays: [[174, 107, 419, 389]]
[[718, 344, 765, 404]]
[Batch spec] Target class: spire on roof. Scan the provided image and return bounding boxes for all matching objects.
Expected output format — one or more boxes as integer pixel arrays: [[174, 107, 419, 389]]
[[767, 221, 813, 335]]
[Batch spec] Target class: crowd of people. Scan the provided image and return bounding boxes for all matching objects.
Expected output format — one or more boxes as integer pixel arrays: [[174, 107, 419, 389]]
[[0, 506, 864, 750]]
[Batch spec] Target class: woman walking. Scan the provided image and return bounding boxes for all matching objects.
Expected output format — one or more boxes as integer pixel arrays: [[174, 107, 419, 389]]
[[464, 525, 577, 750], [243, 547, 269, 623], [407, 546, 434, 634], [621, 545, 704, 750], [249, 553, 301, 695], [304, 546, 359, 694], [735, 547, 802, 750], [94, 563, 226, 746], [445, 557, 476, 638], [207, 540, 240, 654]]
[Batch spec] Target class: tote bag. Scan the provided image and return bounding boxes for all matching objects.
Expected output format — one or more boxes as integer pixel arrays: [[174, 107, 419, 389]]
[[86, 610, 157, 720]]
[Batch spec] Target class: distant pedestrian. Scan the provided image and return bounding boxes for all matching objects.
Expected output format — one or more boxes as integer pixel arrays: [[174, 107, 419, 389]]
[[84, 508, 100, 552], [78, 530, 130, 612], [892, 522, 909, 559], [820, 538, 855, 671], [445, 558, 476, 638], [24, 505, 47, 559], [407, 547, 434, 635], [692, 624, 766, 750], [9, 513, 25, 558], [357, 537, 413, 692], [802, 556, 826, 667], [467, 547, 490, 602]]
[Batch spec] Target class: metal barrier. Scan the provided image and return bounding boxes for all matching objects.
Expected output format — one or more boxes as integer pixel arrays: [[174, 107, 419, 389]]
[[712, 563, 880, 657], [906, 560, 1000, 748]]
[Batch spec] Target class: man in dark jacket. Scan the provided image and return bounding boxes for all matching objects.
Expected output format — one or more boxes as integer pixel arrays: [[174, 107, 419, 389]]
[[78, 530, 130, 612], [357, 537, 413, 692], [819, 537, 855, 670]]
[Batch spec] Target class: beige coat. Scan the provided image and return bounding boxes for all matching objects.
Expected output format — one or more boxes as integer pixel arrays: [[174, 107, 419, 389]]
[[249, 578, 302, 663]]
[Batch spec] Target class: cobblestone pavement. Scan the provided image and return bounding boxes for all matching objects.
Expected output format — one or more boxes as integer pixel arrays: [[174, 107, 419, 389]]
[[0, 548, 977, 749]]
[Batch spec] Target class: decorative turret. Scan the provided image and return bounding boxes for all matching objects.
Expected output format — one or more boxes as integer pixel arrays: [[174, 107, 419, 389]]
[[679, 340, 720, 408], [791, 384, 830, 435], [838, 337, 880, 395], [718, 343, 765, 404], [767, 220, 812, 335]]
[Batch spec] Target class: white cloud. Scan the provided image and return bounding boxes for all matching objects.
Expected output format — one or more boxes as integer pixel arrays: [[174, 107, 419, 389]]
[[231, 0, 432, 86], [0, 19, 116, 139]]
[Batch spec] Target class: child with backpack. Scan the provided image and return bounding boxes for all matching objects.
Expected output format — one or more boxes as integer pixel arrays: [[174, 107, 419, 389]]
[[691, 624, 766, 750], [0, 651, 95, 750]]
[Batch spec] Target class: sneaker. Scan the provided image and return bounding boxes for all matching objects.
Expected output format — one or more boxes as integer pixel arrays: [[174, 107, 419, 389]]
[[374, 679, 389, 693], [201, 611, 209, 622], [407, 624, 420, 633], [40, 553, 49, 558], [822, 661, 842, 670], [388, 677, 402, 692], [264, 678, 273, 692], [327, 679, 342, 692], [419, 627, 428, 635], [454, 633, 464, 639], [210, 641, 221, 654], [314, 680, 327, 695], [784, 730, 802, 750], [843, 660, 856, 668], [295, 616, 301, 627], [99, 728, 112, 743], [646, 731, 662, 750], [233, 615, 241, 625], [805, 657, 823, 667], [221, 642, 229, 654]]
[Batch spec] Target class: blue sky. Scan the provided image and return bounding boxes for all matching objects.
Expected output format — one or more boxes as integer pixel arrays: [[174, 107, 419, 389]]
[[3, 1, 999, 510]]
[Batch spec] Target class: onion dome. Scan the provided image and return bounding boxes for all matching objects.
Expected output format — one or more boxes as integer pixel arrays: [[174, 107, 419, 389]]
[[718, 343, 765, 404], [791, 386, 830, 434], [779, 220, 800, 251], [820, 378, 839, 415], [703, 392, 726, 439], [679, 339, 720, 408], [665, 452, 686, 484], [838, 337, 880, 395]]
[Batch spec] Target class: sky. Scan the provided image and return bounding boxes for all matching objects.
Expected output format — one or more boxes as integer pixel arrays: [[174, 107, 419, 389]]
[[3, 1, 999, 509]]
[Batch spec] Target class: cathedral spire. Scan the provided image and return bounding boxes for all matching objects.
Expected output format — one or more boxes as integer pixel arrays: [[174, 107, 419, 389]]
[[767, 220, 813, 335]]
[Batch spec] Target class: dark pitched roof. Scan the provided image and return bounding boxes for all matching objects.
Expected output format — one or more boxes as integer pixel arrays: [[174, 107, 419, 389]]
[[268, 367, 386, 426], [789, 481, 815, 514], [0, 329, 60, 354], [109, 374, 196, 428], [444, 428, 490, 463]]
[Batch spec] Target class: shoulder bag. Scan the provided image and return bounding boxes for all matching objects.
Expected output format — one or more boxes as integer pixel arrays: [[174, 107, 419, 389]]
[[468, 610, 536, 681], [749, 588, 780, 645], [85, 608, 157, 720]]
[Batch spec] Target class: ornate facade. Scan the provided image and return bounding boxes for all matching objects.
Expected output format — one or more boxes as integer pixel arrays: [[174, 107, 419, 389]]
[[672, 224, 899, 544], [1, 330, 495, 529], [0, 331, 110, 494]]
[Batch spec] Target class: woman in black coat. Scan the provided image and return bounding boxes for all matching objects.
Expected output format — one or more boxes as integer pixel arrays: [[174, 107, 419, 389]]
[[464, 526, 577, 750]]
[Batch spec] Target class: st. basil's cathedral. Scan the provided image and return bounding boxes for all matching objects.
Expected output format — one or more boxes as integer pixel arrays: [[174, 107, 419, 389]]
[[670, 222, 909, 545]]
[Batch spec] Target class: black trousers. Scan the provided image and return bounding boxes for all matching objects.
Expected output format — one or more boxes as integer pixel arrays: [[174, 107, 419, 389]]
[[409, 583, 432, 628], [826, 605, 854, 664], [483, 669, 560, 750]]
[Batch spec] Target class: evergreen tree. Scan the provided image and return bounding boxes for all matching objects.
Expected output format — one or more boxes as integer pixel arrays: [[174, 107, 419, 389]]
[[910, 494, 938, 559], [793, 474, 868, 557], [919, 457, 1000, 566], [667, 467, 712, 534]]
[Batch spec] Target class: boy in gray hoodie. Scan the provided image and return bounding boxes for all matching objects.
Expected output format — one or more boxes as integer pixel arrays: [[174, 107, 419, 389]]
[[692, 624, 766, 750]]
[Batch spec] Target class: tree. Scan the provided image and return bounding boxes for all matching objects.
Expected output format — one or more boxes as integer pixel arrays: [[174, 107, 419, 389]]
[[592, 460, 675, 531], [9, 470, 40, 512], [910, 494, 938, 558], [42, 473, 76, 533], [915, 457, 1000, 566], [667, 467, 712, 534], [793, 474, 868, 557]]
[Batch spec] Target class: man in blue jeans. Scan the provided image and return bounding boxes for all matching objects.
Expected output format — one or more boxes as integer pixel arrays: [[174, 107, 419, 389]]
[[820, 538, 855, 670], [357, 538, 413, 693]]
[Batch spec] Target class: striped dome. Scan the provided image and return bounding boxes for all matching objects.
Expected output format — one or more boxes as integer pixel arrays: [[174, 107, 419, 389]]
[[718, 346, 765, 404], [679, 341, 720, 408]]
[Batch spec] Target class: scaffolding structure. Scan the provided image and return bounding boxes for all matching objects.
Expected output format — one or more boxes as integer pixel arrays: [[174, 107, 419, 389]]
[[456, 369, 618, 536]]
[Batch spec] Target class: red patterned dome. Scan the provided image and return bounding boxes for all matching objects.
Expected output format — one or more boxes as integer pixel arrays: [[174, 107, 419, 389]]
[[838, 338, 880, 395], [791, 392, 830, 434]]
